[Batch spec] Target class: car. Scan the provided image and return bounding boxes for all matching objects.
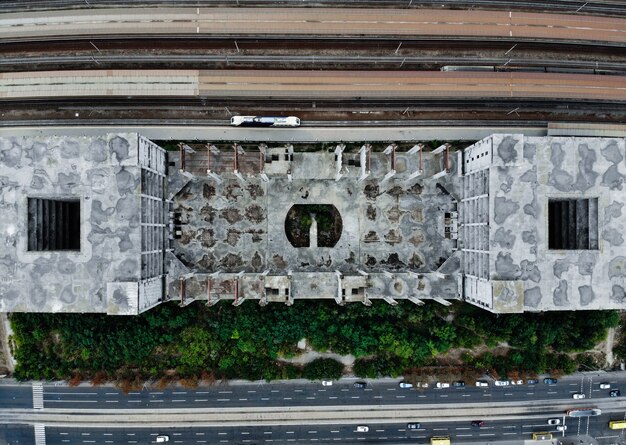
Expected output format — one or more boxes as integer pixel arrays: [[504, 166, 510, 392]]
[[556, 425, 567, 432], [356, 426, 369, 433], [471, 420, 484, 427], [322, 380, 333, 386], [407, 423, 421, 430], [572, 393, 586, 399], [600, 382, 611, 389], [156, 436, 169, 443], [609, 389, 621, 397], [399, 382, 413, 389], [527, 379, 539, 385], [511, 379, 524, 385], [416, 382, 429, 388], [475, 381, 489, 387], [353, 381, 367, 389], [453, 381, 465, 387], [547, 419, 561, 425], [494, 380, 510, 386], [436, 382, 450, 388], [544, 378, 558, 385]]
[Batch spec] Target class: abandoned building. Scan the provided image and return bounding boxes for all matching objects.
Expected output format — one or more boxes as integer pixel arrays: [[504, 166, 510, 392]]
[[0, 133, 624, 315]]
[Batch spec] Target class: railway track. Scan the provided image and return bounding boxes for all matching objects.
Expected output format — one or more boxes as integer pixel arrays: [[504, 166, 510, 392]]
[[3, 54, 626, 75], [3, 69, 626, 102], [1, 0, 625, 16], [1, 8, 626, 46]]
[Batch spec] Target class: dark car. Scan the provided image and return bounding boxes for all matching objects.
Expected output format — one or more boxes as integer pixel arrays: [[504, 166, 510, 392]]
[[471, 421, 484, 427], [543, 378, 558, 385], [609, 389, 621, 397], [407, 423, 421, 430], [527, 379, 539, 385], [453, 381, 465, 387], [353, 381, 367, 389]]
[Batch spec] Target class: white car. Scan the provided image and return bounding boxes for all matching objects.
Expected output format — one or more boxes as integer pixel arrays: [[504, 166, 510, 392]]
[[572, 393, 586, 399], [494, 380, 510, 386], [475, 381, 489, 387], [322, 380, 333, 387], [416, 382, 429, 388], [436, 382, 450, 388], [599, 382, 611, 389], [547, 418, 560, 425], [156, 436, 169, 443], [511, 379, 524, 385], [556, 425, 567, 432], [399, 382, 413, 389], [356, 426, 369, 433]]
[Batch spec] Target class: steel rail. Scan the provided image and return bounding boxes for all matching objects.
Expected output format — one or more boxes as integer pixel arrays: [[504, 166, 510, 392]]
[[1, 0, 626, 15], [3, 54, 626, 74], [2, 8, 626, 47]]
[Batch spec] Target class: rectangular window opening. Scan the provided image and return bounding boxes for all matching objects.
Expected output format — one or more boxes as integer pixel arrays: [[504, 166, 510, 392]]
[[548, 198, 598, 250], [27, 198, 81, 251]]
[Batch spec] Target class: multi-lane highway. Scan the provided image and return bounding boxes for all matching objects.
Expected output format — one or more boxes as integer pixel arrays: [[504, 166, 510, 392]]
[[29, 375, 624, 409], [1, 374, 625, 444], [1, 8, 626, 45]]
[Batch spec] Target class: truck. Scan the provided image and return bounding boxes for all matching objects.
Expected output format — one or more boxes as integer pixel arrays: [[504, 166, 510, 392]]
[[566, 408, 602, 417]]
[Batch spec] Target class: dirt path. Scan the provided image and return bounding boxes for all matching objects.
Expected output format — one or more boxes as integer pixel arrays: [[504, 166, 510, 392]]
[[605, 327, 616, 368], [0, 313, 16, 374]]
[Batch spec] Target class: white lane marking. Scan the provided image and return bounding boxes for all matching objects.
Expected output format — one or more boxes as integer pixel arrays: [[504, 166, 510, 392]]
[[261, 397, 270, 401], [172, 399, 186, 402], [283, 397, 292, 400], [238, 398, 248, 401], [194, 399, 208, 402], [172, 391, 187, 395], [216, 398, 230, 401], [105, 400, 118, 403], [149, 400, 164, 403], [218, 432, 227, 435], [218, 391, 232, 394]]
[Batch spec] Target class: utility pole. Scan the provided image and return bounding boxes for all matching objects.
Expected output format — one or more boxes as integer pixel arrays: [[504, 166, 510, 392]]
[[504, 43, 517, 56], [89, 41, 101, 53], [576, 2, 588, 12]]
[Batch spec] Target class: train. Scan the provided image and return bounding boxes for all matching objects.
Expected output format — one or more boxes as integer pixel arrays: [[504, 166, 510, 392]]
[[230, 116, 300, 127], [440, 66, 626, 76]]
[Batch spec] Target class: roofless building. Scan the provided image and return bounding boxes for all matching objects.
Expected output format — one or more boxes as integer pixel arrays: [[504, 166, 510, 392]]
[[0, 133, 624, 314]]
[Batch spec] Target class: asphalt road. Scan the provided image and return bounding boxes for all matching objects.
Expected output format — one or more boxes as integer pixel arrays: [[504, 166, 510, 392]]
[[40, 414, 626, 445], [34, 375, 625, 410], [1, 374, 626, 444], [0, 385, 35, 409]]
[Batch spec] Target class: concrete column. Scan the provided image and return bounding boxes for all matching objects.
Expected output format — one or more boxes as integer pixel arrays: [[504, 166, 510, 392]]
[[382, 296, 398, 306], [207, 171, 223, 183], [408, 144, 423, 154], [234, 170, 246, 182], [432, 143, 449, 155], [359, 144, 371, 182], [335, 144, 345, 181], [404, 169, 423, 182], [383, 144, 396, 155], [380, 169, 396, 184]]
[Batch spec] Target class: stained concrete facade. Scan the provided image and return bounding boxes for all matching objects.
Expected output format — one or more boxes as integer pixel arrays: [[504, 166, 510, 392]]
[[461, 135, 626, 312], [1, 132, 624, 315], [0, 133, 167, 315]]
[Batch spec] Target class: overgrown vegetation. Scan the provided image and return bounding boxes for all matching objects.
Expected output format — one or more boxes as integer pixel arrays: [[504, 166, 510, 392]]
[[9, 301, 620, 385]]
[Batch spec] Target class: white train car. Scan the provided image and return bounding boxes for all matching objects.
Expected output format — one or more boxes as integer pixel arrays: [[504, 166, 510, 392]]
[[230, 116, 300, 127]]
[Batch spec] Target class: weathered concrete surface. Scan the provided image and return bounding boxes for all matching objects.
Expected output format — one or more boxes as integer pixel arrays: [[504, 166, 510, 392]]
[[464, 135, 626, 312], [0, 134, 162, 314]]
